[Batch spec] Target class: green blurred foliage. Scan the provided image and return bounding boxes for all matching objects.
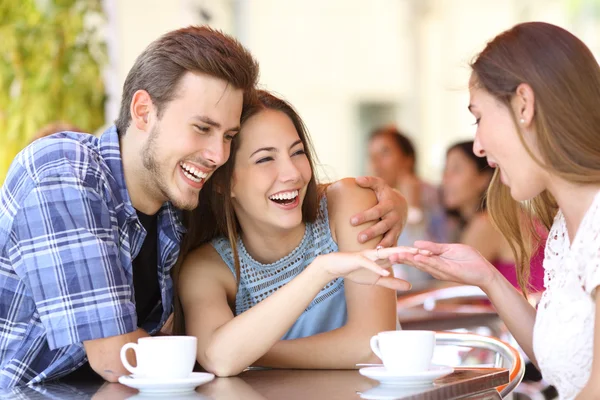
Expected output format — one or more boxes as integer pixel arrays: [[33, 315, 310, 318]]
[[567, 0, 600, 16], [0, 0, 106, 183]]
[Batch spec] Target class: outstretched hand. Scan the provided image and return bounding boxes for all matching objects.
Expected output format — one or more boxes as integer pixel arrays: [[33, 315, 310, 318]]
[[389, 241, 498, 290], [316, 246, 419, 291]]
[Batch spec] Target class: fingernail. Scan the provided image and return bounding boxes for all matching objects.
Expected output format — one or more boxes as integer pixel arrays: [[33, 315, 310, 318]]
[[381, 269, 390, 276], [351, 217, 358, 225], [359, 234, 367, 242]]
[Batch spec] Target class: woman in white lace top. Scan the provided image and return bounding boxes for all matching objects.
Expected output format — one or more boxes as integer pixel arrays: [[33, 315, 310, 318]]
[[393, 22, 600, 399]]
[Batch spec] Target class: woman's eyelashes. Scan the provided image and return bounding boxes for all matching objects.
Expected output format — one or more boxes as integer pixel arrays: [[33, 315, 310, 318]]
[[256, 156, 273, 164], [292, 149, 306, 156], [472, 117, 481, 126], [255, 149, 305, 165]]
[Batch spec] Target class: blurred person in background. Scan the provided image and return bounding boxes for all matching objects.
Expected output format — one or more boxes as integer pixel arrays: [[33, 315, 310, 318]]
[[368, 126, 449, 283], [442, 140, 544, 292]]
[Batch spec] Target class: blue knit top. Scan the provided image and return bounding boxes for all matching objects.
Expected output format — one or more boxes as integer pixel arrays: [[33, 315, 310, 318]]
[[211, 195, 347, 340]]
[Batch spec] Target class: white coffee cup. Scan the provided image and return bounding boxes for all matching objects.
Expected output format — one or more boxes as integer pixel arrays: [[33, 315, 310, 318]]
[[120, 336, 197, 379], [369, 330, 435, 373]]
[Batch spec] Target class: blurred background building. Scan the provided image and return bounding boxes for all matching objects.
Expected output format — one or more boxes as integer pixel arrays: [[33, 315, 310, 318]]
[[1, 0, 599, 183]]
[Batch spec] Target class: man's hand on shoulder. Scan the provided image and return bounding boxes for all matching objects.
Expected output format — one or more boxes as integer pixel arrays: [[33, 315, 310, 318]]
[[351, 176, 408, 247]]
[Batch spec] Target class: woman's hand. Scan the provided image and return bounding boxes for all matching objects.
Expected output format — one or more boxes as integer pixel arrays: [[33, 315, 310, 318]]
[[313, 246, 417, 291], [389, 241, 499, 290]]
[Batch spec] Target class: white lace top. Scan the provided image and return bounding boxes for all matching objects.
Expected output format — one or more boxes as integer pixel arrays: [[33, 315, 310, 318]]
[[533, 191, 600, 399]]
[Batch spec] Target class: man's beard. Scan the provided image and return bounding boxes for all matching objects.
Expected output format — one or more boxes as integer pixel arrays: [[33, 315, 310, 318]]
[[141, 125, 199, 211]]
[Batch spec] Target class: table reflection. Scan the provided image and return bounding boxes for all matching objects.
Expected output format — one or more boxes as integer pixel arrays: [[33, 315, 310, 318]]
[[0, 367, 507, 400], [358, 383, 434, 399]]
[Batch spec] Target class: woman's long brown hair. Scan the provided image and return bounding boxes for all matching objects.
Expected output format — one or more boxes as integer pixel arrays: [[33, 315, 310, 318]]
[[171, 90, 321, 334], [471, 22, 600, 294]]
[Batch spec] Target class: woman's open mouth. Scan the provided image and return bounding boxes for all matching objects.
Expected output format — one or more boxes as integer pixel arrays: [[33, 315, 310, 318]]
[[269, 190, 300, 209]]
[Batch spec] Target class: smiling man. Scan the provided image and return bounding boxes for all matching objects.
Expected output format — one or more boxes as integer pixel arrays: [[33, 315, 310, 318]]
[[0, 26, 257, 388], [0, 26, 407, 389]]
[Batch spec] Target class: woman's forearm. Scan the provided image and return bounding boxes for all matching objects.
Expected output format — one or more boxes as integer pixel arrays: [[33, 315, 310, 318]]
[[255, 325, 379, 370], [255, 286, 397, 369], [483, 268, 538, 365], [202, 260, 331, 376]]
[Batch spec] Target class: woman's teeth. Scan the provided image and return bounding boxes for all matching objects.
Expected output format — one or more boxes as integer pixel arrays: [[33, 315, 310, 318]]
[[180, 161, 208, 183], [269, 190, 299, 204]]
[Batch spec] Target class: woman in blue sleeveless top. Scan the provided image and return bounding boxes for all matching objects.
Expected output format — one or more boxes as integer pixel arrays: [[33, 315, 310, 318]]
[[174, 91, 416, 377]]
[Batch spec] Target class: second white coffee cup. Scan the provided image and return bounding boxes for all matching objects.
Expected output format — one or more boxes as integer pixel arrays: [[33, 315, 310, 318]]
[[120, 336, 197, 379], [370, 330, 435, 373]]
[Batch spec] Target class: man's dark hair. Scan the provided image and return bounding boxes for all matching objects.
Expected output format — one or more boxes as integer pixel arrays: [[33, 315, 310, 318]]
[[115, 26, 259, 135]]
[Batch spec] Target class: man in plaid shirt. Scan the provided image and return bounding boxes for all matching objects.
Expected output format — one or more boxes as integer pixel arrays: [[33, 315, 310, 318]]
[[0, 26, 409, 389], [0, 26, 258, 388]]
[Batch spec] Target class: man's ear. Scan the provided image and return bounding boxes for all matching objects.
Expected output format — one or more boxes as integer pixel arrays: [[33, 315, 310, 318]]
[[130, 90, 153, 132]]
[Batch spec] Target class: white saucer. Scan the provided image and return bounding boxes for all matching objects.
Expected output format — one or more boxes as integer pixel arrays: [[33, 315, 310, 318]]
[[118, 372, 215, 394], [359, 365, 453, 386]]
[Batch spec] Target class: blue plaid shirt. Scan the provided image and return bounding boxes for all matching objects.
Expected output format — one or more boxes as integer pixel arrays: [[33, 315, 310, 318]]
[[0, 126, 185, 388]]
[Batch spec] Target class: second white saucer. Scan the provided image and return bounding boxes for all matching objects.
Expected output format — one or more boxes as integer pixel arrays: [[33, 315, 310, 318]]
[[118, 372, 215, 394], [359, 365, 454, 386]]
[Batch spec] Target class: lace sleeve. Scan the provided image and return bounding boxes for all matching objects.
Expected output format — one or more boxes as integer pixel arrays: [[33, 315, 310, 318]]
[[584, 250, 600, 298]]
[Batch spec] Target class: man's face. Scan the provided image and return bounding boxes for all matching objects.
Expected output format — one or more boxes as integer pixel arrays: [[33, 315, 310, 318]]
[[142, 72, 244, 210]]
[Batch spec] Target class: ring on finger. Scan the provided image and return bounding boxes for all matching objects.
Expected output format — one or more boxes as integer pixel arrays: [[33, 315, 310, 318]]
[[376, 245, 383, 259]]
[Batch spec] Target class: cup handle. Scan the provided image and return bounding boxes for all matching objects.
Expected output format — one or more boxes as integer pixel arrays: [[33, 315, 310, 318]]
[[369, 335, 384, 360], [120, 342, 139, 375]]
